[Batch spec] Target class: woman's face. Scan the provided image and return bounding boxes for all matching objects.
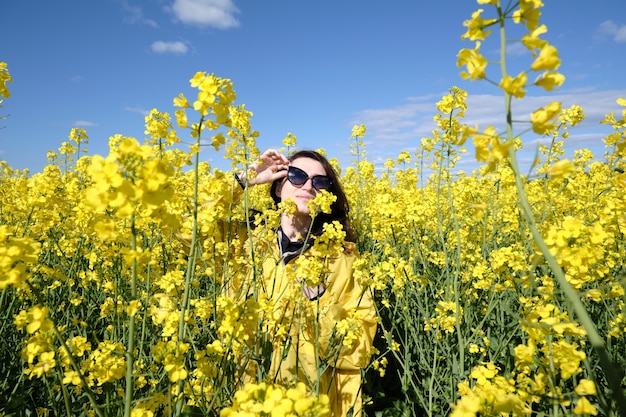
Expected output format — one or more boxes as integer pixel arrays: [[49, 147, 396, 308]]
[[276, 157, 328, 216]]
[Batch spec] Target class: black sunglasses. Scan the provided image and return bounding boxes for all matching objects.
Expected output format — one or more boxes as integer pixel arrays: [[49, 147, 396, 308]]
[[287, 166, 333, 191]]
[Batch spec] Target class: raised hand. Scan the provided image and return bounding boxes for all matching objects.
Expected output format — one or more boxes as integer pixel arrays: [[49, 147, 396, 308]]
[[244, 149, 290, 185]]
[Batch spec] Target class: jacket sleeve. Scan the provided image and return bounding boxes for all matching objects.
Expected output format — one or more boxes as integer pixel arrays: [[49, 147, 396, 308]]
[[319, 248, 378, 371]]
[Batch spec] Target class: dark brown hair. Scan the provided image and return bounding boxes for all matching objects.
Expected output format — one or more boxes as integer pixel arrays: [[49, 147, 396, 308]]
[[270, 150, 356, 243]]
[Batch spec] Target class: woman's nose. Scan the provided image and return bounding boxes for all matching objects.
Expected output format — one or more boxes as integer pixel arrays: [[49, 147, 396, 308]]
[[300, 177, 314, 191]]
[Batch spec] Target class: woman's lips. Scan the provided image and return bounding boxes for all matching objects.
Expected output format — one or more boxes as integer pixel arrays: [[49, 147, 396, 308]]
[[296, 193, 314, 200]]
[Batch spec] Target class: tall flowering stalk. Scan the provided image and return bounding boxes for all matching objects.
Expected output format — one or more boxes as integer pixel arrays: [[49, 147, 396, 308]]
[[456, 0, 626, 414], [171, 72, 237, 413]]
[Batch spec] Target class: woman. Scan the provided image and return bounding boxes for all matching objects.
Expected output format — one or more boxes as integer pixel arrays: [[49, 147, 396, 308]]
[[236, 149, 377, 417]]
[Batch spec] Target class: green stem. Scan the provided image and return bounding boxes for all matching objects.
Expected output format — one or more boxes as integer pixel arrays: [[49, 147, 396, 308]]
[[57, 367, 73, 417], [241, 137, 259, 302], [43, 374, 61, 416], [428, 342, 438, 417], [123, 215, 138, 417]]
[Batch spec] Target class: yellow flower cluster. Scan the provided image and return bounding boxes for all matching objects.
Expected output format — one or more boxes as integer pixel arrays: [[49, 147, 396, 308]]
[[216, 296, 260, 355], [307, 190, 336, 217], [84, 341, 127, 386], [0, 61, 11, 101], [335, 311, 364, 347], [452, 363, 530, 417], [83, 136, 175, 219], [600, 97, 626, 163], [220, 382, 330, 417], [425, 300, 463, 336], [0, 225, 41, 289]]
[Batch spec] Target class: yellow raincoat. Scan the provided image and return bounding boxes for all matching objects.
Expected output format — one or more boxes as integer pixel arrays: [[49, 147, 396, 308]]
[[258, 238, 377, 417]]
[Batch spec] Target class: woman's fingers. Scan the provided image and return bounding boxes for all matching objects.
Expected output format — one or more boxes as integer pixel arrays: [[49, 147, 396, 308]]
[[247, 149, 290, 185], [265, 149, 288, 165], [272, 168, 288, 181], [260, 149, 289, 171]]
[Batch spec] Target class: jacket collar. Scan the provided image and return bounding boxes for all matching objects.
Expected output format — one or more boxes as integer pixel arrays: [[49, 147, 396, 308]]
[[277, 227, 314, 264]]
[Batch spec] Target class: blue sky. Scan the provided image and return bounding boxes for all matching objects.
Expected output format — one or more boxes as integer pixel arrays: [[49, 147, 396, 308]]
[[2, 0, 625, 175]]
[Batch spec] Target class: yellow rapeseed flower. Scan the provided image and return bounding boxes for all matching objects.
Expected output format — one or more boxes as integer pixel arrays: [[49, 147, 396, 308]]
[[531, 101, 561, 134], [461, 9, 497, 41], [307, 190, 336, 217], [220, 382, 330, 417], [26, 351, 56, 379], [457, 42, 488, 80], [282, 132, 297, 147], [573, 396, 598, 415], [531, 44, 561, 71], [164, 354, 188, 382], [0, 61, 12, 99], [522, 24, 548, 50], [24, 305, 54, 334], [575, 379, 597, 396], [450, 393, 481, 417], [535, 71, 565, 91], [173, 93, 190, 108], [513, 0, 543, 30], [0, 227, 41, 290], [86, 341, 127, 385], [499, 71, 528, 98], [351, 123, 366, 139], [514, 342, 536, 365], [546, 159, 575, 179], [62, 370, 82, 386]]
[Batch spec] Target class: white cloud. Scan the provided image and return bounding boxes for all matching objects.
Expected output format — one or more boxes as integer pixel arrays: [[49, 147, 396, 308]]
[[170, 0, 240, 28], [151, 40, 189, 54], [73, 120, 97, 127], [597, 20, 626, 43], [121, 1, 158, 28], [124, 106, 150, 117], [352, 101, 435, 147], [350, 88, 626, 173]]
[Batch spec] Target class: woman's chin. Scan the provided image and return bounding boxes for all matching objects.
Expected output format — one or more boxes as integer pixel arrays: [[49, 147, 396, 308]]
[[293, 207, 312, 218]]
